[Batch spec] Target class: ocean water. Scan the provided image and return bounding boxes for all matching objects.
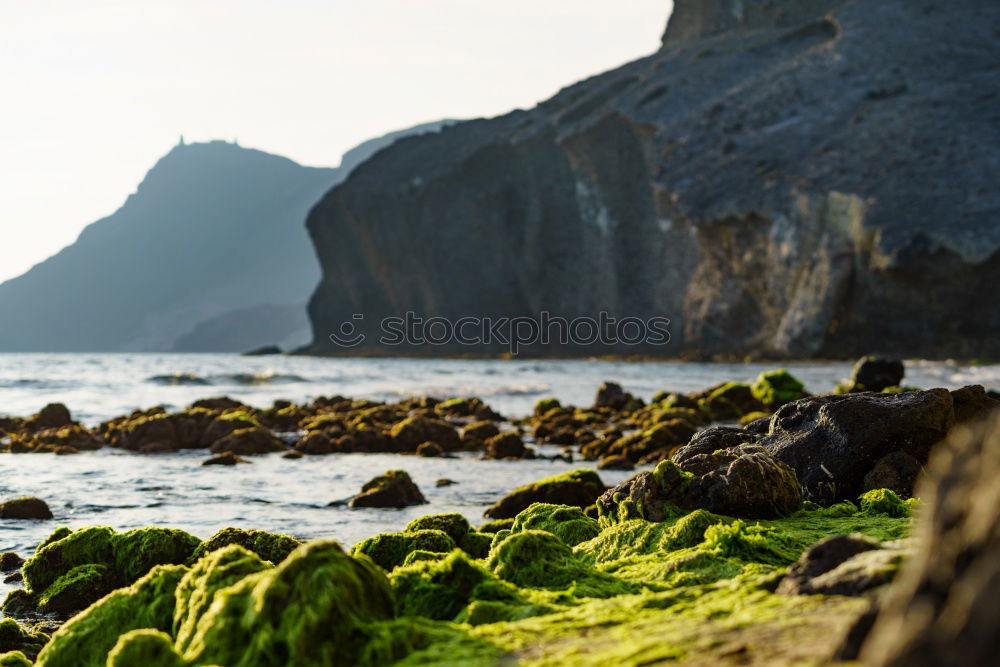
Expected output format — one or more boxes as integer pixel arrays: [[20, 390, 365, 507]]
[[1, 354, 997, 611]]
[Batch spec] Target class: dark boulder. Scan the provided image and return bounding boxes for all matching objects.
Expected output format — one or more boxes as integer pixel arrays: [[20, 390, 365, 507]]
[[349, 470, 427, 509], [861, 452, 923, 499], [241, 345, 282, 356], [594, 382, 632, 410], [0, 498, 52, 520], [848, 357, 905, 393], [855, 413, 1000, 666], [949, 384, 1000, 424], [778, 535, 880, 595], [484, 470, 606, 519], [208, 427, 286, 455], [0, 553, 24, 572], [757, 389, 954, 503], [416, 441, 445, 457], [484, 432, 527, 459], [28, 403, 73, 430], [295, 432, 337, 455], [672, 426, 758, 472], [597, 455, 634, 471], [201, 451, 250, 466], [389, 415, 461, 452]]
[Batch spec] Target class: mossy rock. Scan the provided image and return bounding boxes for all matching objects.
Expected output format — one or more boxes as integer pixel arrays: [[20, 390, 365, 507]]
[[179, 541, 393, 667], [751, 369, 807, 410], [458, 532, 493, 559], [34, 564, 188, 667], [0, 590, 36, 617], [478, 518, 514, 534], [23, 526, 116, 594], [391, 550, 523, 621], [508, 503, 601, 546], [484, 469, 606, 519], [533, 398, 561, 416], [858, 488, 914, 518], [106, 629, 185, 667], [110, 528, 202, 583], [187, 527, 301, 565], [404, 513, 472, 543], [0, 619, 48, 661], [37, 563, 115, 616], [351, 529, 457, 571], [487, 530, 591, 590]]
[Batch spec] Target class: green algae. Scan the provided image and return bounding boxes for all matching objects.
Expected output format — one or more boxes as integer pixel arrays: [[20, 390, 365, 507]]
[[533, 398, 561, 416], [484, 469, 606, 519], [478, 518, 514, 534], [0, 619, 47, 661], [359, 617, 502, 666], [37, 563, 114, 615], [35, 564, 188, 667], [751, 369, 806, 409], [0, 652, 32, 667], [23, 526, 115, 594], [173, 545, 272, 653], [36, 527, 73, 552], [507, 504, 600, 546], [106, 630, 186, 667], [352, 529, 457, 571], [859, 488, 915, 518], [0, 590, 36, 617], [186, 527, 300, 565], [458, 532, 493, 559], [179, 541, 393, 667], [405, 513, 472, 543], [402, 550, 448, 567], [110, 528, 201, 582]]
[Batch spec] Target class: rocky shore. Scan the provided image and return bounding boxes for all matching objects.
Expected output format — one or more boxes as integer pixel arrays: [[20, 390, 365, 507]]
[[0, 357, 998, 664]]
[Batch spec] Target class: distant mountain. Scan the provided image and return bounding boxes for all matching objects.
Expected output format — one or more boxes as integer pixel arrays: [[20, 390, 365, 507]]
[[0, 121, 452, 352]]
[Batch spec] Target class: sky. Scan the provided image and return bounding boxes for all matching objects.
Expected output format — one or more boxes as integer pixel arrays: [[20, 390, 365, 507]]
[[0, 0, 672, 284]]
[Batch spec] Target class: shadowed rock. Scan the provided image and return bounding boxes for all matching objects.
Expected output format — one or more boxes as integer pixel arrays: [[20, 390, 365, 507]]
[[349, 470, 427, 509], [0, 498, 52, 520]]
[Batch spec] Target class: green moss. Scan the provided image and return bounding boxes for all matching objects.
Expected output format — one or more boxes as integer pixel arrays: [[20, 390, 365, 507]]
[[0, 652, 32, 667], [485, 469, 606, 519], [402, 550, 447, 567], [750, 369, 806, 410], [739, 410, 771, 425], [173, 545, 271, 653], [478, 518, 514, 534], [0, 590, 36, 617], [37, 563, 115, 616], [391, 550, 524, 621], [359, 617, 502, 666], [106, 630, 185, 667], [34, 564, 187, 667], [187, 527, 300, 565], [23, 526, 115, 594], [508, 504, 601, 546], [534, 398, 561, 416], [110, 528, 201, 583], [0, 619, 48, 661], [859, 488, 914, 518], [458, 532, 493, 559], [405, 513, 472, 543], [216, 410, 259, 426], [36, 527, 73, 552], [179, 541, 393, 667], [352, 530, 457, 571]]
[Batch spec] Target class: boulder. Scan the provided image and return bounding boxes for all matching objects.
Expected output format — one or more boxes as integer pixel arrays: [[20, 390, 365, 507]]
[[0, 553, 24, 572], [699, 382, 765, 420], [593, 382, 632, 410], [848, 357, 905, 393], [484, 432, 527, 459], [349, 470, 427, 508], [241, 344, 282, 356], [484, 470, 606, 519], [750, 369, 807, 410], [949, 384, 1000, 424], [295, 432, 337, 455], [778, 534, 880, 595], [416, 441, 445, 457], [461, 421, 500, 448], [861, 452, 923, 499], [0, 498, 52, 520], [201, 451, 250, 466], [856, 412, 1000, 666], [208, 427, 286, 455], [28, 403, 73, 430], [597, 455, 634, 471], [389, 415, 461, 452]]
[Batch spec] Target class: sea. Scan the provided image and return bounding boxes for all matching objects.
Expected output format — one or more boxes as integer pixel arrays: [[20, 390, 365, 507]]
[[1, 353, 997, 609]]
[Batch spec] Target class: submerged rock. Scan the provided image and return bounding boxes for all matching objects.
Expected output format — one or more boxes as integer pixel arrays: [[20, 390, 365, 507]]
[[201, 451, 250, 466], [483, 470, 606, 519], [0, 497, 53, 520], [349, 470, 427, 509]]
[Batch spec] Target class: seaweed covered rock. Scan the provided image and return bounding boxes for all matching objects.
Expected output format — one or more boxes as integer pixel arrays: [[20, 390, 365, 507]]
[[173, 545, 271, 652], [483, 470, 606, 519], [483, 432, 527, 460], [37, 563, 115, 615], [186, 527, 301, 565], [106, 630, 185, 667], [404, 514, 471, 544], [351, 530, 456, 571], [0, 553, 24, 572], [858, 488, 914, 519], [391, 550, 524, 621], [416, 441, 445, 457], [699, 382, 765, 420], [751, 369, 807, 410], [349, 470, 427, 508], [179, 541, 393, 667], [758, 389, 955, 503], [389, 415, 461, 452], [433, 397, 501, 421], [460, 421, 500, 449], [672, 426, 758, 470], [28, 403, 74, 430], [207, 426, 286, 455], [486, 530, 597, 590], [861, 452, 923, 499], [34, 564, 187, 667], [0, 497, 53, 520], [0, 652, 32, 667], [858, 413, 1000, 666], [0, 619, 47, 661], [507, 504, 600, 546]]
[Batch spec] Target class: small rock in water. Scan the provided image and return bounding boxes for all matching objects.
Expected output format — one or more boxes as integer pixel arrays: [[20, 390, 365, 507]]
[[241, 344, 282, 356], [416, 441, 445, 457], [0, 551, 25, 571], [848, 356, 905, 392], [0, 497, 53, 520], [202, 451, 251, 466], [435, 478, 457, 487], [597, 455, 634, 471], [4, 570, 23, 584], [349, 470, 427, 508], [484, 432, 527, 459], [29, 402, 74, 430], [281, 449, 304, 459]]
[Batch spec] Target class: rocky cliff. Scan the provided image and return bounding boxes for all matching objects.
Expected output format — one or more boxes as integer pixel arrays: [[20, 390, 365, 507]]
[[304, 0, 1000, 359]]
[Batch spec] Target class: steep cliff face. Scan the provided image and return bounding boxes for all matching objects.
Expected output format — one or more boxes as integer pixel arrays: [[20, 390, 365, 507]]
[[305, 0, 1000, 358]]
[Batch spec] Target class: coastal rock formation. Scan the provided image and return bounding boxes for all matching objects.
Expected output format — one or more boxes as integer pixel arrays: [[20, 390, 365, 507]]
[[484, 470, 606, 519], [0, 498, 53, 520], [348, 470, 428, 509], [304, 0, 1000, 359]]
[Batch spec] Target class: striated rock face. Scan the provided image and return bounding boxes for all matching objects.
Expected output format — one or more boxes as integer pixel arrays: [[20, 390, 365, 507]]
[[304, 0, 1000, 358]]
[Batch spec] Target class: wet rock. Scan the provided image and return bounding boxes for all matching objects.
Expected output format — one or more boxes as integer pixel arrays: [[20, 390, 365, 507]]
[[484, 470, 606, 519], [416, 441, 445, 457], [778, 534, 880, 595], [854, 413, 1000, 666], [850, 357, 905, 393], [949, 384, 1000, 424], [750, 369, 807, 410], [241, 344, 281, 356], [0, 553, 24, 572], [208, 427, 286, 455], [861, 452, 923, 499], [201, 451, 250, 466], [28, 403, 73, 430], [534, 398, 561, 416], [349, 470, 427, 508], [295, 431, 336, 454], [434, 397, 501, 421], [405, 513, 472, 543], [189, 396, 247, 411], [3, 571, 23, 584], [0, 497, 52, 520], [351, 529, 456, 570], [699, 382, 765, 420], [672, 426, 758, 472], [461, 420, 500, 448], [594, 382, 632, 410], [484, 432, 527, 459], [0, 618, 48, 661], [281, 449, 304, 459], [37, 563, 116, 616], [389, 415, 461, 452], [435, 478, 457, 487], [187, 527, 301, 565], [758, 389, 954, 503], [597, 454, 634, 470]]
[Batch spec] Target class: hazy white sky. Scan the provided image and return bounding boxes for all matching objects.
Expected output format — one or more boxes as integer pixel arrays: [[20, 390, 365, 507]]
[[0, 0, 672, 283]]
